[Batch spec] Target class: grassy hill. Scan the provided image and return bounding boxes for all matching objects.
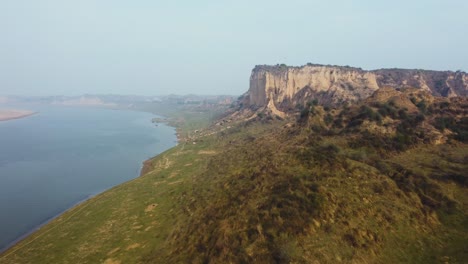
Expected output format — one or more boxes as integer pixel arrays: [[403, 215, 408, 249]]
[[1, 90, 467, 263]]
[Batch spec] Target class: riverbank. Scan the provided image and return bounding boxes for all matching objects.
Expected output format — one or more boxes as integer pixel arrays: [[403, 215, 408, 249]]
[[0, 100, 226, 260], [0, 128, 215, 263], [0, 109, 37, 122], [0, 106, 177, 255], [0, 193, 93, 253]]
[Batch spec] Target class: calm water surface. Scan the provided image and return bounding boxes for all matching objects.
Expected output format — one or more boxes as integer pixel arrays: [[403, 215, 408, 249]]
[[0, 104, 176, 251]]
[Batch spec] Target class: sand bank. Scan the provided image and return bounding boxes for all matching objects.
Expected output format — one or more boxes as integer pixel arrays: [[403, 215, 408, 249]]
[[0, 109, 37, 122]]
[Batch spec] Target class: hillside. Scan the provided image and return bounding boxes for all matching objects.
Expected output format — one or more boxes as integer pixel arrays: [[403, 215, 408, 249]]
[[1, 65, 467, 264]]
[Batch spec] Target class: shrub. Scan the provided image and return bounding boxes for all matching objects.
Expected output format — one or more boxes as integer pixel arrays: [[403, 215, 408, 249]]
[[307, 99, 318, 107], [300, 108, 310, 119], [377, 102, 399, 119], [324, 113, 333, 125], [434, 117, 454, 131], [439, 101, 450, 109], [333, 117, 344, 128], [398, 109, 408, 119], [297, 143, 342, 166], [434, 116, 468, 142], [416, 100, 427, 114], [414, 114, 425, 124], [347, 105, 382, 127]]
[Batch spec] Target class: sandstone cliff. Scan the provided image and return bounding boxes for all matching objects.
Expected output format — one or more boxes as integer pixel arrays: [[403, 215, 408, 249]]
[[244, 64, 468, 114]]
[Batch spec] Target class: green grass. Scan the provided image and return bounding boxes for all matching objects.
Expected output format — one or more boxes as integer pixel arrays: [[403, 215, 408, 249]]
[[0, 105, 223, 264], [132, 101, 228, 139], [1, 138, 219, 263], [1, 103, 467, 263]]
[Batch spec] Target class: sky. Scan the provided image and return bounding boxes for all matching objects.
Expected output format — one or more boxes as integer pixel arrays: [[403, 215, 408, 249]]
[[0, 0, 467, 96]]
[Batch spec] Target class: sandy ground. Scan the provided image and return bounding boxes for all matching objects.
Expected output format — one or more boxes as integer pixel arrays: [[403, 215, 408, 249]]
[[0, 109, 36, 121]]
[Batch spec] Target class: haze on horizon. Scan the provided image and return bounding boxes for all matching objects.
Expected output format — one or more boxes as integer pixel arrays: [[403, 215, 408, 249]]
[[1, 0, 467, 97]]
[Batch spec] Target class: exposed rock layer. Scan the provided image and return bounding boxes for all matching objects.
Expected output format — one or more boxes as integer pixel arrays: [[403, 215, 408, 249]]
[[246, 64, 468, 112]]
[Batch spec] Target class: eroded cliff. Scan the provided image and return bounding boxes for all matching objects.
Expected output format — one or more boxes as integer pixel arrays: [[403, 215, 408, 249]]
[[245, 64, 468, 114]]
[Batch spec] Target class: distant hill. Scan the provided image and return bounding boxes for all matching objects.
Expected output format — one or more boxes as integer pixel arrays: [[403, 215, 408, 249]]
[[52, 96, 117, 107]]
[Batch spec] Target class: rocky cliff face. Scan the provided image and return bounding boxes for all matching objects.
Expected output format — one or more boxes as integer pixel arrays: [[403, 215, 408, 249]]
[[245, 64, 468, 114]]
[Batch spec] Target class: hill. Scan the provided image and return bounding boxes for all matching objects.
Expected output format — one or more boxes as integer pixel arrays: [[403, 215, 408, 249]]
[[1, 64, 467, 263]]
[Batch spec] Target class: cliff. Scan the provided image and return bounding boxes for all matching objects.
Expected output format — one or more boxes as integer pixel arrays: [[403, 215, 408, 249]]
[[245, 64, 468, 114]]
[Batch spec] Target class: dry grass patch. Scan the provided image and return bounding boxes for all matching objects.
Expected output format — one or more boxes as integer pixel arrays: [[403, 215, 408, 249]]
[[126, 243, 140, 250], [107, 247, 120, 256], [168, 180, 184, 185], [198, 150, 217, 155], [103, 258, 121, 264], [144, 204, 158, 212]]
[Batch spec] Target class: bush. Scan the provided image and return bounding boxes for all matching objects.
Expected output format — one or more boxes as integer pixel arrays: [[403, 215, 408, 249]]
[[297, 143, 342, 166], [324, 113, 333, 125], [377, 103, 398, 118], [439, 101, 450, 109], [333, 117, 344, 128], [414, 114, 425, 124], [300, 108, 310, 119], [434, 116, 468, 142], [416, 100, 427, 114], [307, 99, 318, 107], [434, 117, 454, 131], [347, 105, 382, 127], [398, 109, 408, 119]]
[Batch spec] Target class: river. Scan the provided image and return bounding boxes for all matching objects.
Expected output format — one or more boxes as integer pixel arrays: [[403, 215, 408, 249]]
[[0, 104, 176, 251]]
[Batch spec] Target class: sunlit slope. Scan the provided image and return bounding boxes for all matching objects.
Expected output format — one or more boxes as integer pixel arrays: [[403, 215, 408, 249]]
[[2, 88, 467, 263], [146, 122, 467, 263], [2, 117, 466, 263]]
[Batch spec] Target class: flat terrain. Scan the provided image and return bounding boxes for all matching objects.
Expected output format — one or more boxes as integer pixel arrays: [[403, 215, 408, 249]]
[[0, 109, 36, 121]]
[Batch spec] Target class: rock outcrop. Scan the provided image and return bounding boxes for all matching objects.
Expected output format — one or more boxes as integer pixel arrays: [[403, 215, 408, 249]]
[[244, 64, 468, 114]]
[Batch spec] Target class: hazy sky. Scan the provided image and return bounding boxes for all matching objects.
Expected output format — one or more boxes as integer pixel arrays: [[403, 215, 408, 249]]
[[1, 0, 467, 96]]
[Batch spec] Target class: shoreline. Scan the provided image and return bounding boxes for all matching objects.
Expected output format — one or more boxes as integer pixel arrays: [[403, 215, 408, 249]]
[[140, 118, 181, 177], [0, 112, 179, 255], [0, 110, 37, 122], [0, 194, 94, 254]]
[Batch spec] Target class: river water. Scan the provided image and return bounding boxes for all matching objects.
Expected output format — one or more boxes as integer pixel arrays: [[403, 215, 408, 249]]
[[0, 104, 176, 251]]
